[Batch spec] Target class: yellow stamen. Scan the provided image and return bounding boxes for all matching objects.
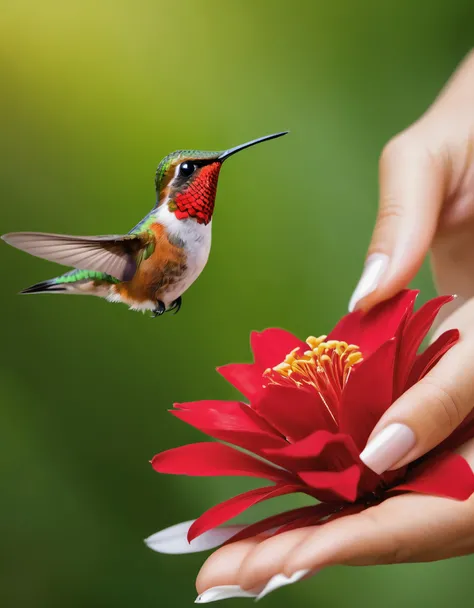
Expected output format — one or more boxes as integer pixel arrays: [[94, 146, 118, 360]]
[[263, 336, 364, 424]]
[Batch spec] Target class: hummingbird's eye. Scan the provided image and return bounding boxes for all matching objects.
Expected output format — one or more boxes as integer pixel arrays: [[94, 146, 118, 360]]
[[179, 162, 195, 177]]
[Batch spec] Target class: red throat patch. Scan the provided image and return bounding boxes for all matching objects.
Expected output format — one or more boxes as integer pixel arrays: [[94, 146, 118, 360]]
[[173, 162, 221, 224]]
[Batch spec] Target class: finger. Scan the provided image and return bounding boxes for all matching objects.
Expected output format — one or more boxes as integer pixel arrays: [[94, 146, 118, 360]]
[[431, 223, 474, 321], [360, 306, 474, 474], [198, 462, 474, 595], [197, 439, 474, 598], [236, 528, 311, 591], [349, 132, 445, 313], [284, 487, 474, 576], [427, 49, 474, 116], [195, 538, 259, 594], [431, 294, 474, 341]]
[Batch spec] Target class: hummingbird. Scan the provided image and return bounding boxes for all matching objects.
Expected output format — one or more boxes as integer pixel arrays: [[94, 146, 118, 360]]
[[2, 132, 288, 317]]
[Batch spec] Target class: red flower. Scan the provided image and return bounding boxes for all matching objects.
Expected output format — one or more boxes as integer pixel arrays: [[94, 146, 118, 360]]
[[148, 290, 474, 553]]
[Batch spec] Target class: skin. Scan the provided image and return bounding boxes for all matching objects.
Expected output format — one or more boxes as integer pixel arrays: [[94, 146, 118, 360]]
[[196, 49, 474, 594]]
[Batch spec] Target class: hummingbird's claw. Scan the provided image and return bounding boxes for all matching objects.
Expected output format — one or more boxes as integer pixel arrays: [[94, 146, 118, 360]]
[[169, 296, 182, 315], [152, 300, 166, 318]]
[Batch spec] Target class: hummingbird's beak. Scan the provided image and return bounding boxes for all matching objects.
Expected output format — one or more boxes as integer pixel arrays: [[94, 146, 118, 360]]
[[217, 131, 289, 162]]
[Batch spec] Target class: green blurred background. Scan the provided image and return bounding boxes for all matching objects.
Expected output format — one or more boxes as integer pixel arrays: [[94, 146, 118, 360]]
[[1, 1, 474, 606]]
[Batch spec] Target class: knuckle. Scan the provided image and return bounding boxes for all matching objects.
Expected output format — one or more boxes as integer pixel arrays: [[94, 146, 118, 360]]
[[380, 137, 402, 166], [419, 376, 464, 431], [376, 195, 404, 224], [370, 196, 405, 251], [379, 537, 411, 565], [356, 508, 411, 565], [382, 538, 412, 565], [380, 130, 423, 167]]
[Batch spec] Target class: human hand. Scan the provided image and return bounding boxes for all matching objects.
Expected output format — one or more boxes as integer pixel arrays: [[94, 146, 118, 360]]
[[193, 49, 474, 600], [349, 49, 474, 316], [194, 437, 474, 603], [192, 297, 474, 602]]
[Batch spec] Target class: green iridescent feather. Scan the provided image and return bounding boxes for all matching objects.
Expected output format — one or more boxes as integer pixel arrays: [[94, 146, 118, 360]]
[[54, 269, 120, 285], [154, 149, 220, 192]]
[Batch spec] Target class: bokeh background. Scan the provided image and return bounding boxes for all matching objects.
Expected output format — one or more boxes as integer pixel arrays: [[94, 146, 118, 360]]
[[1, 1, 474, 606]]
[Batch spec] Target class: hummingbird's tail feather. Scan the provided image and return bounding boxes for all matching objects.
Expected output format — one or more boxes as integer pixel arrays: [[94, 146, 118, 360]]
[[20, 279, 67, 294], [20, 269, 119, 297], [2, 231, 146, 281]]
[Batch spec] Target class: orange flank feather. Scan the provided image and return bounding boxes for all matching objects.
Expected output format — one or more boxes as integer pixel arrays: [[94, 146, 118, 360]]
[[115, 223, 187, 305]]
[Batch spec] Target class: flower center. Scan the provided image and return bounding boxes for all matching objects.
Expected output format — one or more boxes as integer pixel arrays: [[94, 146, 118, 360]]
[[263, 336, 363, 423]]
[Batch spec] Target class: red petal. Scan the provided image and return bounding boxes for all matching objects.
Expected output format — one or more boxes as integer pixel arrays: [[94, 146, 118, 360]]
[[393, 452, 474, 500], [171, 401, 286, 451], [276, 516, 323, 534], [396, 295, 454, 393], [217, 363, 264, 401], [379, 465, 408, 489], [298, 464, 361, 502], [254, 385, 338, 441], [273, 503, 367, 535], [224, 503, 340, 544], [322, 503, 367, 523], [264, 429, 358, 471], [406, 329, 459, 390], [339, 338, 397, 449], [251, 329, 307, 371], [187, 483, 302, 542], [326, 309, 364, 346], [151, 443, 291, 483], [328, 290, 418, 356]]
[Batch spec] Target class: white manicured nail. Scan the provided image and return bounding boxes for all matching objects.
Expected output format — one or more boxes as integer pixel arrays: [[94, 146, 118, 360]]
[[195, 585, 258, 603], [256, 570, 310, 601], [348, 253, 389, 312], [360, 423, 416, 474]]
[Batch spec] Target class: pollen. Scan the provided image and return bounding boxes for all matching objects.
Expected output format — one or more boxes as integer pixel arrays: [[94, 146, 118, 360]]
[[264, 336, 363, 423]]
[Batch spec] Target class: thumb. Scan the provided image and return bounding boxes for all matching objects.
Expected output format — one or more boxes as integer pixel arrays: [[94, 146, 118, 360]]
[[349, 132, 445, 313], [359, 300, 474, 474]]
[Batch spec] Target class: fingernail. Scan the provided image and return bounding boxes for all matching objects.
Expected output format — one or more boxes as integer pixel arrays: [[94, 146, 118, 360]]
[[360, 423, 416, 474], [195, 585, 258, 603], [256, 570, 310, 601], [348, 253, 389, 312]]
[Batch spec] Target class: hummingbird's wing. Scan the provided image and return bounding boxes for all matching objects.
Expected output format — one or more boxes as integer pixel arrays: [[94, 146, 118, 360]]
[[2, 232, 151, 281]]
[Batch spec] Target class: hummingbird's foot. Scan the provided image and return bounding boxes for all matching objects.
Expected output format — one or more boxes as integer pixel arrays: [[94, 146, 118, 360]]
[[152, 300, 166, 318], [168, 296, 182, 315]]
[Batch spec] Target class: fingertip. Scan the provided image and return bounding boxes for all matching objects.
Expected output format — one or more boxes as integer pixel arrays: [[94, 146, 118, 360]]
[[195, 539, 258, 594], [348, 253, 390, 313], [351, 282, 405, 314], [349, 248, 425, 314], [353, 133, 446, 314], [237, 529, 309, 591]]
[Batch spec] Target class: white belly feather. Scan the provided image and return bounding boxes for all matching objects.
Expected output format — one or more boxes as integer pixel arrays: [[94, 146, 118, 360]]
[[108, 208, 212, 312], [161, 213, 212, 306]]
